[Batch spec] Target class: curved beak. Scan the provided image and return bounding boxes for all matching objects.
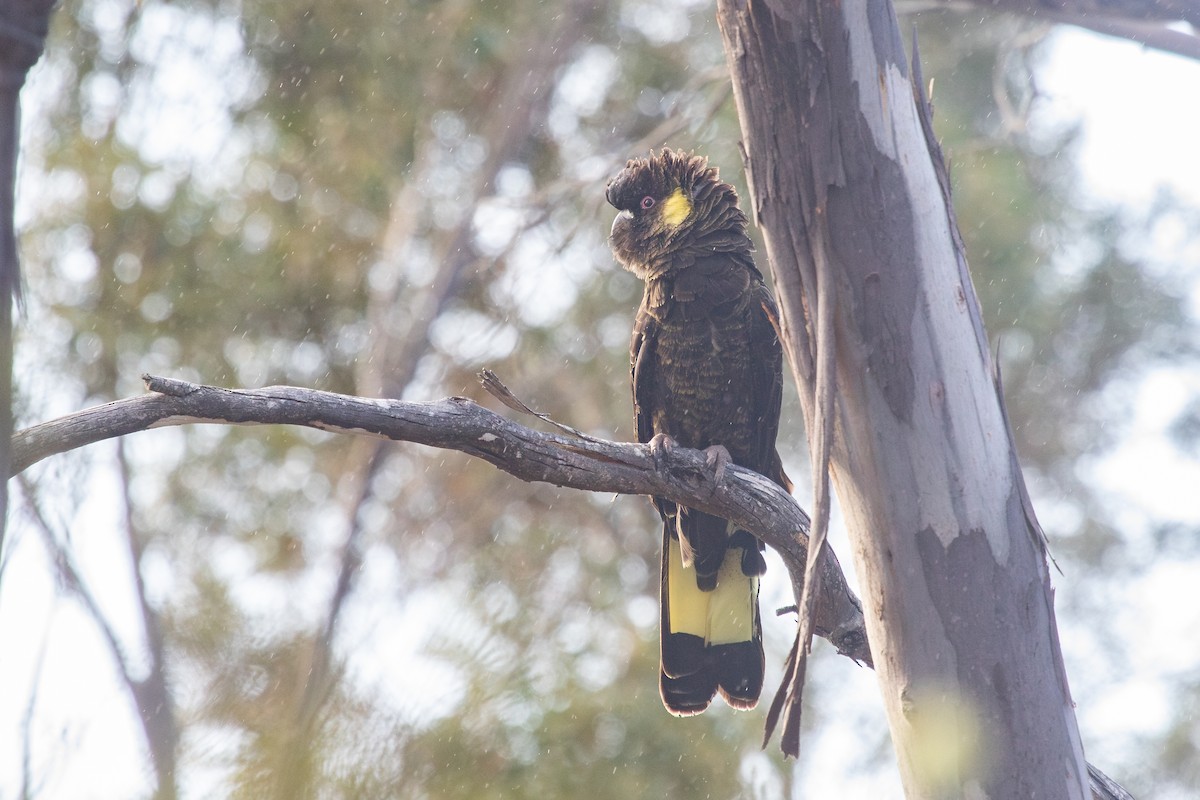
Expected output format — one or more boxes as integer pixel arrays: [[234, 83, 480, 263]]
[[611, 209, 633, 239]]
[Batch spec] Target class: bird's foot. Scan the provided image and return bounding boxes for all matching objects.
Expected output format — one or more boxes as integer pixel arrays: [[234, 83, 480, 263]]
[[648, 433, 677, 473], [702, 444, 731, 484]]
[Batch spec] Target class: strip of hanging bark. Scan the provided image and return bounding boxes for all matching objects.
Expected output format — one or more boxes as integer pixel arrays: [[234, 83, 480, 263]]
[[11, 373, 873, 666], [479, 368, 595, 440], [766, 220, 840, 759]]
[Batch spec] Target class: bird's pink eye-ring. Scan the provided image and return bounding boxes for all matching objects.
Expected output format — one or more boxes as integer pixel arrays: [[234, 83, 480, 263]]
[[640, 196, 655, 210]]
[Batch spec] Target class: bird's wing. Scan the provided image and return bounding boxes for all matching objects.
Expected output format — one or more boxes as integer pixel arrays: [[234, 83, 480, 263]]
[[630, 293, 657, 447], [753, 284, 792, 493]]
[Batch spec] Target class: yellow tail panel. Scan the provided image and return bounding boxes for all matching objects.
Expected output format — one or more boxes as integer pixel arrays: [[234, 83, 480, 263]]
[[667, 534, 709, 637], [666, 535, 756, 645], [707, 553, 756, 645]]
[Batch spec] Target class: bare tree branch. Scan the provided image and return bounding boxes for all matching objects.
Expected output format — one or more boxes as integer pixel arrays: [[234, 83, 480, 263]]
[[12, 373, 872, 666], [1048, 10, 1200, 59], [17, 474, 133, 683], [18, 624, 50, 800], [15, 468, 185, 797], [899, 0, 1200, 62], [114, 440, 179, 800]]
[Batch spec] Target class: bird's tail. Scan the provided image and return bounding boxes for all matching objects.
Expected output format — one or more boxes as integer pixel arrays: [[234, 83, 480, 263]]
[[659, 518, 764, 714]]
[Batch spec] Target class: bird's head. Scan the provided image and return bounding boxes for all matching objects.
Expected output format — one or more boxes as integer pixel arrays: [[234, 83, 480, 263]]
[[606, 148, 749, 280]]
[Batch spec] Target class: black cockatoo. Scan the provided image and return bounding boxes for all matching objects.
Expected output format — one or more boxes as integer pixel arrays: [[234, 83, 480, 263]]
[[606, 149, 791, 715]]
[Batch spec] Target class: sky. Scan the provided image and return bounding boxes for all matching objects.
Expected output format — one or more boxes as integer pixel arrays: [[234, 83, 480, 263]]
[[2, 17, 1200, 800], [1037, 29, 1200, 528], [1038, 29, 1200, 210]]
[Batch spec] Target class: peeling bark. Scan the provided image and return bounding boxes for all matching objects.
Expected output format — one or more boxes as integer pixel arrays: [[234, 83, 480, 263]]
[[718, 0, 1094, 796]]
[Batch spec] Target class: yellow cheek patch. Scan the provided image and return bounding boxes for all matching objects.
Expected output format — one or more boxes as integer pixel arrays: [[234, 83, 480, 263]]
[[660, 187, 692, 227]]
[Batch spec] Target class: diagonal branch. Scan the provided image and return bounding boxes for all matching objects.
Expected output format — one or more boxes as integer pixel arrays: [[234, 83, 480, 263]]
[[898, 0, 1200, 62], [114, 439, 179, 800], [29, 376, 1138, 798], [12, 373, 873, 667], [15, 470, 180, 798]]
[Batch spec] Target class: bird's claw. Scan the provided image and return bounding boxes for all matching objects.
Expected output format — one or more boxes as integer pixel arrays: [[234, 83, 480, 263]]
[[648, 433, 677, 473], [703, 444, 731, 484]]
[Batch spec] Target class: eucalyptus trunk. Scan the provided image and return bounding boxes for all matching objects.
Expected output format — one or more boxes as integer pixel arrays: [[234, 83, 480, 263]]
[[716, 1, 1090, 796]]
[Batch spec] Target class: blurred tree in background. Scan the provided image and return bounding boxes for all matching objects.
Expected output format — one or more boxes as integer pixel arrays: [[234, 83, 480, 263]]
[[4, 1, 1198, 798]]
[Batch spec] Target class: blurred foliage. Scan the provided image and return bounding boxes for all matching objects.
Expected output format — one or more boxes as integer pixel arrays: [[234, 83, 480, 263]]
[[8, 0, 1199, 798]]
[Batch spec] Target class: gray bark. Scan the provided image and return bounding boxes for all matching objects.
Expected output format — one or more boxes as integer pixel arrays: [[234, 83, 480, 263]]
[[0, 0, 58, 566], [717, 0, 1091, 797], [11, 373, 872, 667]]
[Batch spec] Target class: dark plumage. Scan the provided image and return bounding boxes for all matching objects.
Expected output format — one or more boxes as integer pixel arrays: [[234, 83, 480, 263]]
[[606, 149, 791, 715]]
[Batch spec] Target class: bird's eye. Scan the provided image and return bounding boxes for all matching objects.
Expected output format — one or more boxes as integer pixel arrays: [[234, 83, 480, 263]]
[[640, 196, 655, 210]]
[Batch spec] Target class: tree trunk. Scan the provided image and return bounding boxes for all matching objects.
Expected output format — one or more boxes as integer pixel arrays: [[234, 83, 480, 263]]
[[716, 1, 1090, 796], [0, 0, 58, 558]]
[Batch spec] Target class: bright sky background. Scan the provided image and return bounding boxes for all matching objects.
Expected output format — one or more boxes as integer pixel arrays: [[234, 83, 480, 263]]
[[1039, 29, 1200, 210], [1038, 29, 1200, 527], [2, 21, 1199, 800]]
